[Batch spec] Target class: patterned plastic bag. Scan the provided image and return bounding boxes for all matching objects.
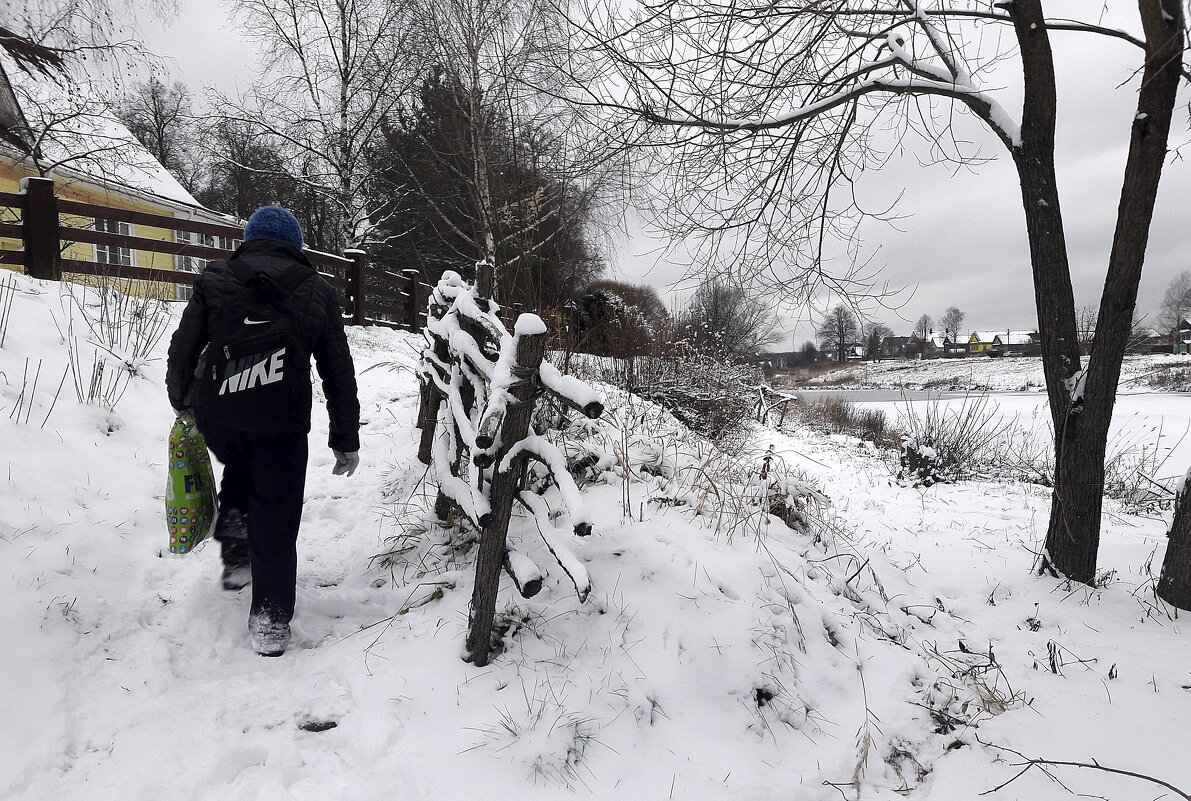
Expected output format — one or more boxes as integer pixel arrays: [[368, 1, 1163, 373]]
[[165, 417, 218, 554]]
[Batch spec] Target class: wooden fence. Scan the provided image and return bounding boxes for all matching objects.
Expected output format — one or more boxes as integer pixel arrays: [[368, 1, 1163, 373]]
[[0, 176, 430, 330], [416, 263, 603, 667]]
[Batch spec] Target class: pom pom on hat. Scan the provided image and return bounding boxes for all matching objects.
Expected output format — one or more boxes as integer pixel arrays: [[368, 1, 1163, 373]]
[[243, 206, 304, 250]]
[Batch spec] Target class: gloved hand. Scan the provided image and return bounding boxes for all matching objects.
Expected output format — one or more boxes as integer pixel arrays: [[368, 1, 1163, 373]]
[[175, 408, 196, 427], [332, 450, 359, 477]]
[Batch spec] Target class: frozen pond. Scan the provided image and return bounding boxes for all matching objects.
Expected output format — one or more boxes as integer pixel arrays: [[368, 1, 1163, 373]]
[[793, 389, 1191, 484]]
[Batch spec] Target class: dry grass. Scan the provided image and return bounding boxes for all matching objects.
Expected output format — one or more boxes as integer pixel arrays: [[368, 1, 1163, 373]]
[[771, 362, 854, 387], [782, 395, 896, 448]]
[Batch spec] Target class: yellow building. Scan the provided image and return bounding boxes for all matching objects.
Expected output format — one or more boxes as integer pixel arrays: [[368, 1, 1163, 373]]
[[0, 53, 239, 299], [967, 331, 1000, 354]]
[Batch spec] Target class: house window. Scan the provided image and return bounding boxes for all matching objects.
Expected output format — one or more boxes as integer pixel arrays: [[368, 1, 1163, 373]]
[[174, 231, 239, 301], [175, 231, 239, 272], [175, 229, 210, 275], [94, 218, 133, 266]]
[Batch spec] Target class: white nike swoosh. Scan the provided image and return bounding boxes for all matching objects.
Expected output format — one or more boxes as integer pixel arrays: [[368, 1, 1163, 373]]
[[244, 318, 269, 325]]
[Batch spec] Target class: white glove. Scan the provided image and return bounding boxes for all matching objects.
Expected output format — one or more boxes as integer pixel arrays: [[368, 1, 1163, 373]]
[[332, 450, 359, 477]]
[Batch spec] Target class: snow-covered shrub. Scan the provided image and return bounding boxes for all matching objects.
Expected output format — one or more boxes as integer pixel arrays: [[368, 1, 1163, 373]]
[[473, 694, 596, 788], [898, 435, 941, 487], [1144, 366, 1191, 392], [893, 393, 1015, 482], [53, 281, 174, 410], [542, 383, 827, 537], [560, 344, 761, 442]]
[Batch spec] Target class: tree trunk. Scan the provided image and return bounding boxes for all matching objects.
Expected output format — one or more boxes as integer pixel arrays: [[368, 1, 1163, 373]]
[[1006, 0, 1088, 580], [1008, 0, 1184, 584], [339, 1, 355, 250], [1158, 479, 1191, 609]]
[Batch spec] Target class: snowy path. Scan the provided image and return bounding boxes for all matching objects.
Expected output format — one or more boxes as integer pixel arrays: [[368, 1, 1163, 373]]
[[3, 275, 1189, 800], [3, 325, 427, 800]]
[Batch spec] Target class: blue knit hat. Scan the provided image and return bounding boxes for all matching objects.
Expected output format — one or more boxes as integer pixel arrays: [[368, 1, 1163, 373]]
[[243, 206, 303, 250]]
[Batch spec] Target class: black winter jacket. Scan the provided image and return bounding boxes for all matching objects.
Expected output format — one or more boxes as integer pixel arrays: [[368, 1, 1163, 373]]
[[166, 238, 361, 453]]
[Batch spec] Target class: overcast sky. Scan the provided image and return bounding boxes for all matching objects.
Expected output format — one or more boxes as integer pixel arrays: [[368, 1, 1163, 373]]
[[139, 1, 1191, 349]]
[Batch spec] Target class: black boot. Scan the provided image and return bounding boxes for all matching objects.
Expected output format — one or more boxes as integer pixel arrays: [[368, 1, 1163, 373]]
[[215, 509, 251, 591]]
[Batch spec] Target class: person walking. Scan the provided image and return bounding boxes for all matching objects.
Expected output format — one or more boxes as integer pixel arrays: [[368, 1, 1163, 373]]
[[166, 206, 360, 657]]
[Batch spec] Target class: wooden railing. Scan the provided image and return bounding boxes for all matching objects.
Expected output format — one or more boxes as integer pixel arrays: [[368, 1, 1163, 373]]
[[0, 176, 430, 331]]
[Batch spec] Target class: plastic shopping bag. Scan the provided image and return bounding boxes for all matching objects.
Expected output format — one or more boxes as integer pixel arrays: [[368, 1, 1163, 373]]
[[165, 416, 218, 554]]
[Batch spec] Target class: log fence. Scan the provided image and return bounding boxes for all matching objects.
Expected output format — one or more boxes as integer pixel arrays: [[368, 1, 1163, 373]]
[[0, 177, 429, 330], [416, 262, 604, 667]]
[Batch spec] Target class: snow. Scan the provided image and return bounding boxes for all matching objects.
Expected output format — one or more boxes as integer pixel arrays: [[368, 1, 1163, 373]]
[[3, 270, 1190, 800], [539, 361, 604, 411], [512, 313, 547, 336], [1064, 368, 1087, 405], [785, 353, 1191, 393]]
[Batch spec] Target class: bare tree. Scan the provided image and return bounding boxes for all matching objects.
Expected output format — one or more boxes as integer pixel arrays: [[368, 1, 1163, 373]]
[[817, 305, 858, 363], [863, 321, 892, 361], [394, 0, 619, 302], [1076, 304, 1098, 355], [1159, 478, 1191, 610], [2, 2, 166, 185], [1158, 271, 1191, 332], [115, 77, 202, 192], [1078, 303, 1151, 356], [371, 67, 609, 309], [214, 0, 415, 249], [913, 314, 933, 341], [940, 307, 966, 341], [682, 278, 779, 360], [572, 0, 1189, 584]]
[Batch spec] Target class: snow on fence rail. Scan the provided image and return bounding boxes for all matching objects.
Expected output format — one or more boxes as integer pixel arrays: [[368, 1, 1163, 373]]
[[0, 177, 430, 330], [415, 262, 604, 667]]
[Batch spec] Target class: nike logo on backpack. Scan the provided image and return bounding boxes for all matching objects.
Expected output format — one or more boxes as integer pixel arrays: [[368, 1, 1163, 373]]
[[244, 317, 269, 325]]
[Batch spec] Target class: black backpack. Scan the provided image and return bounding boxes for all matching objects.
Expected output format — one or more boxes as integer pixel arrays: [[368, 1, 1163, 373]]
[[194, 260, 316, 434]]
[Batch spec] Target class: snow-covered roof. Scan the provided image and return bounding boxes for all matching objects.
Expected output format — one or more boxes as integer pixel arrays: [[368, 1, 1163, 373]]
[[0, 53, 200, 208], [969, 331, 1001, 343], [993, 332, 1036, 346]]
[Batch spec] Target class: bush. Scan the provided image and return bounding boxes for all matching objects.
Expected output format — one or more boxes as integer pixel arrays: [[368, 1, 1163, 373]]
[[559, 343, 761, 442], [893, 393, 1015, 482], [1145, 367, 1191, 392], [783, 395, 894, 447], [898, 435, 941, 487], [546, 384, 828, 538]]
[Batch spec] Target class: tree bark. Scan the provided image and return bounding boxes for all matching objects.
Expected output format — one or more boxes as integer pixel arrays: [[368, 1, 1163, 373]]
[[1158, 480, 1191, 609]]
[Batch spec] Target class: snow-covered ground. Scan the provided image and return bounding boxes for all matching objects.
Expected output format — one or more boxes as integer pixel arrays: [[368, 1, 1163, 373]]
[[3, 271, 1188, 800], [776, 353, 1191, 392], [848, 391, 1191, 490]]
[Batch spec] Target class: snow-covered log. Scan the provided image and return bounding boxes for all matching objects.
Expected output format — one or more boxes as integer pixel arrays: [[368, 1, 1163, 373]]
[[501, 434, 592, 533], [503, 550, 544, 598], [519, 491, 591, 601], [539, 361, 604, 419]]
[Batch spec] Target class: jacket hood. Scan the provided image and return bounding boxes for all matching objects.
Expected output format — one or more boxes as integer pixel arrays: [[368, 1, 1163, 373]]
[[230, 237, 316, 274]]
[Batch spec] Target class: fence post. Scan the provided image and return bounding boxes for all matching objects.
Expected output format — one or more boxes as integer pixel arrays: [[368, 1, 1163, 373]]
[[403, 268, 422, 331], [476, 259, 494, 302], [344, 248, 367, 326], [464, 326, 547, 667], [21, 177, 59, 281]]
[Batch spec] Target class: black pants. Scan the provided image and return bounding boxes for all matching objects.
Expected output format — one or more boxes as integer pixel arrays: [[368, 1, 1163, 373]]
[[198, 419, 308, 624]]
